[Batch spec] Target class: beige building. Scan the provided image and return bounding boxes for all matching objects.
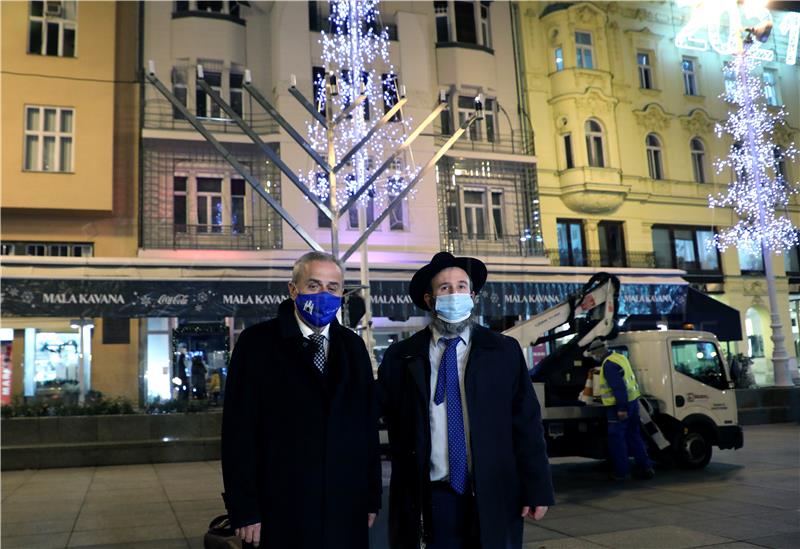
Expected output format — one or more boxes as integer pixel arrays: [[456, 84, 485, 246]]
[[1, 1, 140, 400], [518, 1, 800, 384]]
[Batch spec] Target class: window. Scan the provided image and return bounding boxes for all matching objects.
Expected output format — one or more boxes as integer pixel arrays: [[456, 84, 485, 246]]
[[24, 106, 74, 172], [585, 119, 604, 168], [671, 340, 728, 390], [599, 221, 626, 267], [763, 69, 779, 106], [454, 1, 477, 44], [554, 47, 564, 71], [563, 133, 574, 169], [490, 190, 504, 238], [196, 1, 224, 12], [723, 62, 737, 101], [434, 1, 491, 48], [196, 69, 222, 118], [172, 67, 188, 120], [575, 31, 593, 69], [173, 176, 188, 233], [784, 243, 800, 274], [483, 98, 496, 143], [774, 147, 788, 184], [652, 226, 720, 273], [646, 133, 664, 180], [389, 200, 406, 231], [739, 247, 764, 273], [197, 177, 223, 233], [479, 2, 491, 48], [28, 1, 77, 57], [463, 189, 487, 239], [691, 138, 706, 183], [312, 66, 326, 115], [348, 194, 376, 230], [308, 0, 330, 32], [231, 178, 246, 234], [382, 73, 401, 121], [637, 51, 653, 89], [458, 95, 480, 141], [230, 72, 244, 117], [434, 1, 449, 42], [557, 219, 586, 266], [682, 57, 698, 95], [1, 241, 92, 257]]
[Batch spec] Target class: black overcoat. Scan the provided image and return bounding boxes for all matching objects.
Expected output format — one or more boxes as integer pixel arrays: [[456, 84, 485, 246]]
[[377, 325, 555, 549], [221, 299, 381, 549]]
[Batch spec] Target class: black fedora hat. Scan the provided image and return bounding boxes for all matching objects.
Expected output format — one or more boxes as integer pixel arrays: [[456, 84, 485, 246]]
[[409, 252, 487, 311]]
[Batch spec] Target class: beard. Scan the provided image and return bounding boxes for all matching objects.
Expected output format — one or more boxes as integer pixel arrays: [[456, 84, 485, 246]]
[[428, 296, 479, 336]]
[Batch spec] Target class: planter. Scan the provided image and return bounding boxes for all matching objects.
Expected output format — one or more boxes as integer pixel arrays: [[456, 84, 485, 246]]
[[0, 411, 222, 470]]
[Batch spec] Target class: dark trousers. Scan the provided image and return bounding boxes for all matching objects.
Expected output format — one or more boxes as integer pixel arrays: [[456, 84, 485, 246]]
[[606, 400, 653, 477], [428, 482, 480, 549]]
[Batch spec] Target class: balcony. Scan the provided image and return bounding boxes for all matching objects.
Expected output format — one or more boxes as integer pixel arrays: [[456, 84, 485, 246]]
[[545, 249, 656, 269], [143, 98, 279, 135], [447, 231, 543, 258], [432, 123, 533, 156], [143, 223, 282, 251]]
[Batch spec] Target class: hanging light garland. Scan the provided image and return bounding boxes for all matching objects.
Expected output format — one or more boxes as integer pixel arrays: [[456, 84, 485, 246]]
[[709, 46, 799, 255], [302, 0, 419, 212]]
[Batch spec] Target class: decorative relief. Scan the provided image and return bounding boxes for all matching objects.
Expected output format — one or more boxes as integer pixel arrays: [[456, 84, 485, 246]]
[[773, 120, 797, 147], [633, 103, 672, 131], [569, 3, 607, 27], [679, 108, 715, 135], [562, 190, 626, 214], [575, 88, 616, 114]]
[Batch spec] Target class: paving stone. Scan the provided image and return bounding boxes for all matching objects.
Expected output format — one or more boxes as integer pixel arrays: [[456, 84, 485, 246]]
[[523, 538, 606, 549], [745, 531, 800, 549], [584, 525, 732, 549], [1, 532, 71, 549], [67, 523, 184, 547]]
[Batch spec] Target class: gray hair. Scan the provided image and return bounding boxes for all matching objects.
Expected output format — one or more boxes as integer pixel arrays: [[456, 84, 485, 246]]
[[291, 251, 345, 283]]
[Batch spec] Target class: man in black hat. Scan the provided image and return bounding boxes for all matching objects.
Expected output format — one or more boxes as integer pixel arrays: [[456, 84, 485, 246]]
[[377, 252, 554, 549]]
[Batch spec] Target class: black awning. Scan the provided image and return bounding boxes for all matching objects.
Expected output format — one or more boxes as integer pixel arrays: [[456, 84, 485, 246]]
[[623, 288, 742, 341], [683, 288, 742, 341]]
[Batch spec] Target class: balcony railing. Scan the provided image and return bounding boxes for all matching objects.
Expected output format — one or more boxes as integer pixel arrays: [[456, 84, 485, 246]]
[[433, 128, 534, 156], [143, 98, 279, 135], [545, 249, 656, 269], [447, 231, 544, 258], [144, 223, 282, 251]]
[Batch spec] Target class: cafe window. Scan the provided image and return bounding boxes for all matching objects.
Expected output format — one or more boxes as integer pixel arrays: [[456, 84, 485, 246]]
[[738, 247, 764, 274], [599, 221, 626, 267]]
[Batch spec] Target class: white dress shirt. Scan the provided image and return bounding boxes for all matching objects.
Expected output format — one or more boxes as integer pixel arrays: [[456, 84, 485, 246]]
[[429, 325, 472, 482], [295, 310, 331, 359]]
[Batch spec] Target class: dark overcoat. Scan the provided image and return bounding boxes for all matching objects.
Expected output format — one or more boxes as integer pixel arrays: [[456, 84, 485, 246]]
[[377, 325, 555, 549], [221, 298, 381, 549]]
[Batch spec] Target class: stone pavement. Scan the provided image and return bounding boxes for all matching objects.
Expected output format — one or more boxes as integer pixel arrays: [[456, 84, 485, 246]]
[[1, 424, 798, 549]]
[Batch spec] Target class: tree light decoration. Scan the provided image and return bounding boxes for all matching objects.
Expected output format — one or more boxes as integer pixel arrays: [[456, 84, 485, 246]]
[[302, 0, 418, 214], [709, 46, 799, 255]]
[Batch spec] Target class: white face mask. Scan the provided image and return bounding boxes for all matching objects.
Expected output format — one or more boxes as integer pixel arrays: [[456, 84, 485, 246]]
[[434, 293, 474, 323]]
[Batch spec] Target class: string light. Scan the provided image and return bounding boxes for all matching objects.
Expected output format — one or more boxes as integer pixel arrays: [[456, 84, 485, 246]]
[[302, 0, 419, 212], [709, 46, 799, 255]]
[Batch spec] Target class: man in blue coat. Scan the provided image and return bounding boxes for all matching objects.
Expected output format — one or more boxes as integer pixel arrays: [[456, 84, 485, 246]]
[[377, 252, 554, 549]]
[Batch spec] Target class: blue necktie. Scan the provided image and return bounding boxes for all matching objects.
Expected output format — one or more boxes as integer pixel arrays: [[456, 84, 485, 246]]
[[433, 337, 469, 495]]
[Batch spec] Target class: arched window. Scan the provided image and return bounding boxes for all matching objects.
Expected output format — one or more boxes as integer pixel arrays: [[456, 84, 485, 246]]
[[646, 133, 664, 180], [585, 119, 605, 168], [691, 138, 706, 183]]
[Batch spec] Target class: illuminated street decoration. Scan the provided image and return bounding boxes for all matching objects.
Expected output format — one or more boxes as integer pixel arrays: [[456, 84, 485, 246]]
[[709, 48, 798, 254], [303, 0, 418, 213], [675, 0, 800, 64]]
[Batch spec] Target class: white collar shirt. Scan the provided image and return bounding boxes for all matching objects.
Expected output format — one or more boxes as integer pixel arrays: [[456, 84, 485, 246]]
[[428, 324, 473, 482], [295, 310, 331, 359]]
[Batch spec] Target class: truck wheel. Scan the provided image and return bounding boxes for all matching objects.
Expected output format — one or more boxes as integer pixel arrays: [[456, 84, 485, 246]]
[[676, 428, 712, 469]]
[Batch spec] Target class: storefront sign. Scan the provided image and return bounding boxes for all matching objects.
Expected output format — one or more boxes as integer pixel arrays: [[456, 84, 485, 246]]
[[1, 341, 12, 405], [1, 277, 687, 319]]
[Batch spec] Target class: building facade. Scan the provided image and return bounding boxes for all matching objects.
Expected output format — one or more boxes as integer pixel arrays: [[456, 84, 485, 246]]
[[518, 1, 800, 385], [0, 1, 140, 401]]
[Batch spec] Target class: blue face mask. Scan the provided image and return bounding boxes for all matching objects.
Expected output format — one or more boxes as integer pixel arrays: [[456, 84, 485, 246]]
[[295, 292, 342, 328], [434, 293, 474, 323]]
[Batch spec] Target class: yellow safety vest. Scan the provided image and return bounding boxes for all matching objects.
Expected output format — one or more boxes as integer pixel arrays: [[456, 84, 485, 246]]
[[597, 352, 641, 406]]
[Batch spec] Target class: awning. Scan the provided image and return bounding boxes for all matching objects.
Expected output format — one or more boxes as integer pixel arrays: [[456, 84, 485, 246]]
[[0, 275, 688, 319], [622, 287, 742, 341]]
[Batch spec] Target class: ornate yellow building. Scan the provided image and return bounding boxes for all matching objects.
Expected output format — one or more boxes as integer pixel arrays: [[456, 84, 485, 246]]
[[518, 1, 800, 384]]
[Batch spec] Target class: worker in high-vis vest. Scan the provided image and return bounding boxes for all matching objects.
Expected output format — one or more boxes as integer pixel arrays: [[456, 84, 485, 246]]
[[586, 339, 655, 481]]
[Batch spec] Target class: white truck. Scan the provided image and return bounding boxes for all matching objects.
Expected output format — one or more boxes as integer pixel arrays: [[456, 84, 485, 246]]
[[503, 273, 744, 469]]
